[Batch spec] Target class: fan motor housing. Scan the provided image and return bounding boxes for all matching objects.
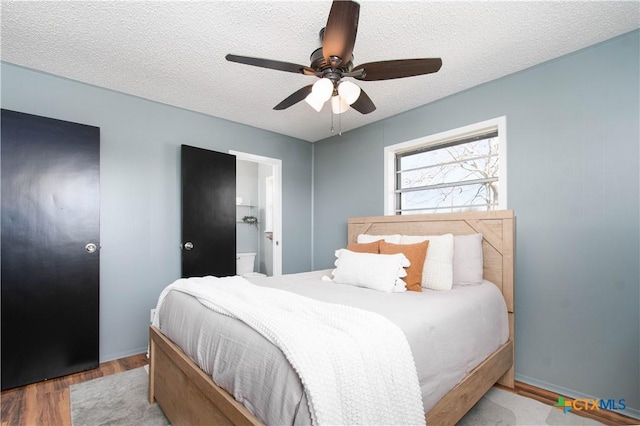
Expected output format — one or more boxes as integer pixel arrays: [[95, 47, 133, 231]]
[[310, 47, 353, 73]]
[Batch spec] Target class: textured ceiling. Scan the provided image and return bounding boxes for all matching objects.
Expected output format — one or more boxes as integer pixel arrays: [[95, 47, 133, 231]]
[[1, 1, 638, 142]]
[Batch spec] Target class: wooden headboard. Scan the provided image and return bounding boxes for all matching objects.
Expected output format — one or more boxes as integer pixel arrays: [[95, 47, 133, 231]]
[[348, 209, 515, 385]]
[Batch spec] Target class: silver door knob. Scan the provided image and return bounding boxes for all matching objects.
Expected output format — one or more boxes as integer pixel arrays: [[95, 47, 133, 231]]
[[85, 243, 98, 253], [183, 242, 194, 250]]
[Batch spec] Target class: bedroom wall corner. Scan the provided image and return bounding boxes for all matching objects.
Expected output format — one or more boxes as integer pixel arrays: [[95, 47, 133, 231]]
[[312, 30, 640, 415], [0, 62, 314, 363], [312, 122, 387, 268]]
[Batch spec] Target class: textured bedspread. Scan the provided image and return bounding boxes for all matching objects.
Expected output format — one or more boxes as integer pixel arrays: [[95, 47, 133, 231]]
[[157, 270, 509, 425], [153, 275, 424, 425]]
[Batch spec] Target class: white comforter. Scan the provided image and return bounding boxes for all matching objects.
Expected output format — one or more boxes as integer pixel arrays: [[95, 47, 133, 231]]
[[153, 275, 425, 426]]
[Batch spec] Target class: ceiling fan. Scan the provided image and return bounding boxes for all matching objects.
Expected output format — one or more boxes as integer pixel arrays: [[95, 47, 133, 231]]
[[226, 0, 442, 115]]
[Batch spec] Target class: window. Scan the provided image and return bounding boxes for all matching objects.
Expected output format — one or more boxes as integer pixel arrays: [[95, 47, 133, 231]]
[[384, 117, 507, 215]]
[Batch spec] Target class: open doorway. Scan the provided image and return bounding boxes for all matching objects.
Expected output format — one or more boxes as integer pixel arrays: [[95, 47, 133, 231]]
[[230, 150, 282, 277]]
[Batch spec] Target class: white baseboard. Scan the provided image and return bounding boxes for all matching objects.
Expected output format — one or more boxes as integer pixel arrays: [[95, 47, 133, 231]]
[[99, 346, 148, 364]]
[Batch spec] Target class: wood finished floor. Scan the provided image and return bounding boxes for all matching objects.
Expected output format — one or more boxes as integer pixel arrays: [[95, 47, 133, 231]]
[[0, 353, 148, 426], [1, 353, 637, 426]]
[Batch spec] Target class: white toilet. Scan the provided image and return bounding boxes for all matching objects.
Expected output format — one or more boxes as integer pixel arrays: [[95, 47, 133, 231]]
[[236, 252, 266, 278]]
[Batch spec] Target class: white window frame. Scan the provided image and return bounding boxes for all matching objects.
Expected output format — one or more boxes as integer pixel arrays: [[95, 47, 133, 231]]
[[384, 116, 507, 215]]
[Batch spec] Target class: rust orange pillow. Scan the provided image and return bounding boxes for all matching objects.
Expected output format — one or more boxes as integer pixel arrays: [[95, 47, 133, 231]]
[[379, 240, 429, 292], [346, 240, 381, 253]]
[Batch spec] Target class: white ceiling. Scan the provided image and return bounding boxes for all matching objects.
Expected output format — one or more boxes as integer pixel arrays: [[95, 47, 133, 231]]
[[1, 1, 638, 142]]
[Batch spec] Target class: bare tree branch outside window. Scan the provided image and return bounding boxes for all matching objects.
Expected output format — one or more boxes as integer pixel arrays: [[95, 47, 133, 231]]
[[395, 135, 499, 214]]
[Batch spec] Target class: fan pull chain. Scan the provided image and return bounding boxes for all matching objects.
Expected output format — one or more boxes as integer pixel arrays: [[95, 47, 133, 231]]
[[329, 110, 343, 135], [330, 109, 334, 133]]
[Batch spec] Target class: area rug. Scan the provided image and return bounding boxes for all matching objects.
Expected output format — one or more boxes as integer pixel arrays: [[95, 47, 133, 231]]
[[71, 367, 605, 426], [70, 367, 168, 426]]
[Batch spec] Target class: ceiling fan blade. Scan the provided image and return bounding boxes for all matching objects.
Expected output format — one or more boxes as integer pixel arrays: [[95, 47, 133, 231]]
[[226, 54, 315, 75], [353, 58, 442, 81], [350, 88, 376, 114], [273, 85, 313, 110], [322, 0, 360, 67]]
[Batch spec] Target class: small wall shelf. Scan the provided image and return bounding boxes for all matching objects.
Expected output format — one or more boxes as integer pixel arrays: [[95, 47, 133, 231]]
[[237, 205, 259, 227]]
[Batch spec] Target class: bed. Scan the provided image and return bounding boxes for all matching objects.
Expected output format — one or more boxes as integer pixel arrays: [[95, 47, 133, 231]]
[[149, 210, 515, 425]]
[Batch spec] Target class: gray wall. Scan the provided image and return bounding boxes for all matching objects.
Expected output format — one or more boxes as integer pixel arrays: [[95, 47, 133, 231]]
[[1, 62, 313, 361], [314, 31, 640, 415]]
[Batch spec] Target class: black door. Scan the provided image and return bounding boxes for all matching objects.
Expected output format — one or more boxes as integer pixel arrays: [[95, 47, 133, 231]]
[[181, 145, 236, 277], [1, 109, 100, 390]]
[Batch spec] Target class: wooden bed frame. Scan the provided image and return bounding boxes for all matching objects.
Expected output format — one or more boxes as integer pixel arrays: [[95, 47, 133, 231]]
[[149, 210, 515, 426]]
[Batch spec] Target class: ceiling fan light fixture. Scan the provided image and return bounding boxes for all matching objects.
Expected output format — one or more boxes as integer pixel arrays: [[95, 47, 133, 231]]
[[337, 81, 361, 105], [304, 92, 325, 112], [331, 95, 350, 114], [305, 78, 334, 112], [226, 1, 441, 117], [311, 78, 334, 102]]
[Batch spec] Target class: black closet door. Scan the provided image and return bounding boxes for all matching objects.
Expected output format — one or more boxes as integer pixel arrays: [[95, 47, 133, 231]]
[[181, 145, 236, 277], [1, 109, 100, 390]]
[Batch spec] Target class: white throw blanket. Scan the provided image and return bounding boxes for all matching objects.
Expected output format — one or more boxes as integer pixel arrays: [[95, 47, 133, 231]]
[[153, 275, 425, 426]]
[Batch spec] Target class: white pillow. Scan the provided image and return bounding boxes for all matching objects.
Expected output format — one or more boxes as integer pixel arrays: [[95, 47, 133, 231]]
[[357, 234, 401, 244], [400, 234, 454, 290], [453, 234, 484, 285], [332, 249, 409, 293]]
